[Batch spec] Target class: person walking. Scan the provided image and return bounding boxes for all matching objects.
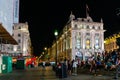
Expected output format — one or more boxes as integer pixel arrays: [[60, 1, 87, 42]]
[[42, 62, 46, 69], [114, 57, 120, 79], [67, 60, 72, 75], [72, 59, 78, 75]]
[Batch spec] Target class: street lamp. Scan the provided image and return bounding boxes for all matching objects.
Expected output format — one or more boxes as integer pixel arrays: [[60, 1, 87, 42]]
[[54, 30, 58, 66], [44, 47, 49, 60]]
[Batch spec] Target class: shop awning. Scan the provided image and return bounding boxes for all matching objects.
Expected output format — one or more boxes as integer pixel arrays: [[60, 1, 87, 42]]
[[0, 24, 18, 45]]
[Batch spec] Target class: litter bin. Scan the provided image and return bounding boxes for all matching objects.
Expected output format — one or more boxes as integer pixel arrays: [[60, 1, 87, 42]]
[[0, 56, 2, 73], [2, 56, 12, 73], [16, 58, 25, 69], [58, 63, 67, 78], [61, 63, 67, 78]]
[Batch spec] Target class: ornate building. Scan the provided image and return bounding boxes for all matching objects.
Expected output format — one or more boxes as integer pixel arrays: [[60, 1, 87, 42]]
[[48, 12, 105, 61], [104, 32, 120, 52], [12, 22, 32, 56]]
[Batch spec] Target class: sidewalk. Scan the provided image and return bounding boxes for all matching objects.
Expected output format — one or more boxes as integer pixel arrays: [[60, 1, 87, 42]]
[[0, 66, 119, 80], [77, 67, 116, 76], [53, 67, 118, 80], [60, 74, 114, 80]]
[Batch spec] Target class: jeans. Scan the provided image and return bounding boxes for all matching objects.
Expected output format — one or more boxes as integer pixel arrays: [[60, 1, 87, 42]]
[[115, 65, 120, 78], [72, 67, 77, 74]]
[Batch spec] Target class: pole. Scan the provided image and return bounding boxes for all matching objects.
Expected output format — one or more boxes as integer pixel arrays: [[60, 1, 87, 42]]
[[55, 37, 57, 66], [54, 30, 58, 66]]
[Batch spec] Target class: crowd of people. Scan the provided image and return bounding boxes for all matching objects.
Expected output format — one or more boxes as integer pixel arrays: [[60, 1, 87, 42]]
[[55, 49, 120, 78]]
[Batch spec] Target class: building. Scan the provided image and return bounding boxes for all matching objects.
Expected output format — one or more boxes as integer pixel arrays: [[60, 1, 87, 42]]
[[0, 0, 19, 55], [48, 12, 105, 61], [0, 0, 19, 35], [12, 22, 32, 56], [0, 0, 32, 57], [0, 24, 18, 55], [104, 32, 120, 53]]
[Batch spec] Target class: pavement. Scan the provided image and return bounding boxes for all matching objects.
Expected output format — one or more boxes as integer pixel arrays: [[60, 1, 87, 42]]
[[0, 66, 119, 80]]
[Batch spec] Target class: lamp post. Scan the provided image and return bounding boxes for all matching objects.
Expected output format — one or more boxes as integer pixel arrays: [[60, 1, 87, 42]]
[[44, 47, 48, 60], [54, 30, 58, 66]]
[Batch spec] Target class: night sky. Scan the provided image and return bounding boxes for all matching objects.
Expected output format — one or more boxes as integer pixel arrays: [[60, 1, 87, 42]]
[[19, 0, 120, 56]]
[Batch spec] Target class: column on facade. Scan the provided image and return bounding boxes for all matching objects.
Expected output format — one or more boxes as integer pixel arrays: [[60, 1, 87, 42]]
[[81, 30, 86, 61], [65, 33, 67, 59], [72, 30, 76, 60], [101, 32, 104, 52], [66, 32, 69, 59], [91, 30, 95, 55]]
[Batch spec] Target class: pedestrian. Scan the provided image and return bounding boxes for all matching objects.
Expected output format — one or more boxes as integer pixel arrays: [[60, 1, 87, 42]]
[[42, 62, 45, 69], [67, 60, 72, 75], [89, 59, 97, 76], [114, 57, 120, 79], [72, 59, 78, 75]]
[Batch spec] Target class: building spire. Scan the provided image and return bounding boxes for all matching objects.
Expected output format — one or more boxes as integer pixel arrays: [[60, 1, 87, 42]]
[[86, 4, 93, 22], [69, 11, 75, 21], [101, 18, 103, 23], [86, 4, 90, 18]]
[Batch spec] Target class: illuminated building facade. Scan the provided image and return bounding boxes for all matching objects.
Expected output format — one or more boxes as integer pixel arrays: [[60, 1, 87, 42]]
[[104, 33, 120, 52], [0, 0, 19, 35], [0, 0, 19, 55], [48, 12, 105, 61], [12, 23, 32, 56]]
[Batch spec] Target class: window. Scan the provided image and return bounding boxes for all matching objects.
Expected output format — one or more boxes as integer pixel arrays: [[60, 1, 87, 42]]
[[18, 39, 21, 43], [76, 39, 81, 49], [88, 19, 90, 22], [74, 24, 77, 28], [12, 33, 14, 36], [76, 32, 81, 49], [86, 33, 90, 36], [95, 39, 99, 49], [13, 26, 14, 30], [95, 33, 99, 36], [18, 26, 21, 29], [98, 26, 101, 30], [18, 34, 21, 37], [86, 39, 90, 49], [82, 18, 84, 21], [87, 25, 89, 29], [11, 45, 13, 51], [94, 33, 100, 49], [83, 25, 86, 29], [18, 46, 21, 50]]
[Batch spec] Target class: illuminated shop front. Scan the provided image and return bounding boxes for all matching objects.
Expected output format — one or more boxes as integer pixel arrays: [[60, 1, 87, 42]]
[[104, 32, 120, 52]]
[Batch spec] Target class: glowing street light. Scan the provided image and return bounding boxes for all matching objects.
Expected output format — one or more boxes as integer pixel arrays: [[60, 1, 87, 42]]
[[54, 30, 58, 37], [54, 30, 58, 66]]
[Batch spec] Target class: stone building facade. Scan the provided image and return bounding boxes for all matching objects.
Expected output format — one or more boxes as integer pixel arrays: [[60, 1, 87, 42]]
[[48, 12, 105, 61]]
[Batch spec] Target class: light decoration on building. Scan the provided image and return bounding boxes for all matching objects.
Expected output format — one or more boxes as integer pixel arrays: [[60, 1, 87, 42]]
[[85, 33, 90, 49], [104, 32, 120, 52], [86, 39, 90, 49]]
